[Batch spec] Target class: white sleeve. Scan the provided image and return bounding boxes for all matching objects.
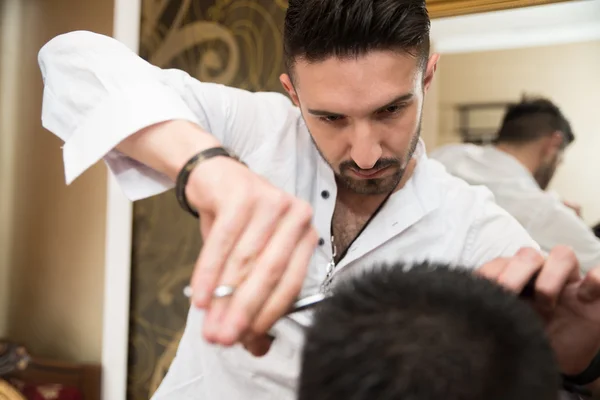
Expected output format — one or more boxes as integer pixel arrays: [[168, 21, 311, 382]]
[[528, 199, 600, 272], [462, 192, 541, 267], [38, 30, 294, 201]]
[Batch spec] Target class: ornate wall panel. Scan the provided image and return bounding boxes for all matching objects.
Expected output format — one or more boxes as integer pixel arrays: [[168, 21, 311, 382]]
[[128, 1, 287, 399]]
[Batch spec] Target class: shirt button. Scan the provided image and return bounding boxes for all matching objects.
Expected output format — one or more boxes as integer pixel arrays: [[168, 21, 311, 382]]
[[318, 238, 325, 246], [321, 190, 330, 199]]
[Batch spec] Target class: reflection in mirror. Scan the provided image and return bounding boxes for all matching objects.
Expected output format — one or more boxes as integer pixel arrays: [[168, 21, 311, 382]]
[[428, 0, 600, 270]]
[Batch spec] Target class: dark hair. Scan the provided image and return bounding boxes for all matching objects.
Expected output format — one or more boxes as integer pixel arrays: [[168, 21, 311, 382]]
[[283, 0, 431, 73], [593, 221, 600, 239], [496, 96, 575, 147], [298, 262, 560, 400]]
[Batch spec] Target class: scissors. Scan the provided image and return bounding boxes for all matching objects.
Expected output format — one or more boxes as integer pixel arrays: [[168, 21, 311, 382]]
[[183, 270, 536, 310]]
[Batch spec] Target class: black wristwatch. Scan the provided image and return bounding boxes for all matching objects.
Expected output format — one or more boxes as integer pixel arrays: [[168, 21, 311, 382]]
[[175, 146, 244, 218], [563, 351, 600, 388]]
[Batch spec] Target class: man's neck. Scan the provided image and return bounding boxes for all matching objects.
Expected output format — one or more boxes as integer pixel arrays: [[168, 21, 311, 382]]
[[494, 143, 538, 176]]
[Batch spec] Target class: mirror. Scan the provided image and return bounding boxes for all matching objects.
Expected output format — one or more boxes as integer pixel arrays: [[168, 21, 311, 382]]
[[426, 0, 600, 275]]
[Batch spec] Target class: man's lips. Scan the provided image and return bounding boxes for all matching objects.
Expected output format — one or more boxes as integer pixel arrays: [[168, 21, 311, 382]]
[[350, 166, 390, 179]]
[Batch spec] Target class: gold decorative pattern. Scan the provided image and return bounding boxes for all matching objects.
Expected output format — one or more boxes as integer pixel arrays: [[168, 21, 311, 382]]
[[129, 0, 561, 398], [129, 1, 287, 399]]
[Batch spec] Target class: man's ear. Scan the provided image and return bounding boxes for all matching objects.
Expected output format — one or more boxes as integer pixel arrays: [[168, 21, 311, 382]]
[[541, 131, 565, 160], [280, 73, 300, 107], [549, 131, 566, 151], [423, 53, 440, 93]]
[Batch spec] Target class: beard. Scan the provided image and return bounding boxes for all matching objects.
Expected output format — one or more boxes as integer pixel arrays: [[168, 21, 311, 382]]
[[337, 130, 420, 194], [534, 157, 558, 190], [310, 122, 422, 195]]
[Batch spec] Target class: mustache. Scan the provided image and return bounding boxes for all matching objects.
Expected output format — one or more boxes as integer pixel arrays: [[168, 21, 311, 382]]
[[339, 158, 402, 173]]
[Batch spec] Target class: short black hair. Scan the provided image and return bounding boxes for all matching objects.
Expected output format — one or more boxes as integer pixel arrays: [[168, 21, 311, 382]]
[[283, 0, 431, 73], [496, 96, 575, 147], [299, 262, 560, 400]]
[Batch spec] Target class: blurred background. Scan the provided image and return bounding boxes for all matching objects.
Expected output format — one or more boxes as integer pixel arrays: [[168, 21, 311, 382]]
[[0, 0, 598, 399]]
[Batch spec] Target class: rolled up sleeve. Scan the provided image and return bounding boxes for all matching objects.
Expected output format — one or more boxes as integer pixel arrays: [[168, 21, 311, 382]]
[[39, 30, 297, 201], [38, 30, 201, 200]]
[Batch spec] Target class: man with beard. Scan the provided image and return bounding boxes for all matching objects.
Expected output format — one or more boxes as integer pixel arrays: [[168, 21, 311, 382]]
[[38, 1, 600, 399], [432, 97, 600, 271]]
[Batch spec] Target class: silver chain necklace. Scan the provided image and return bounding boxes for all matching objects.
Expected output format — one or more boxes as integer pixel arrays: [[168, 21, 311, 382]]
[[319, 187, 396, 294], [320, 235, 337, 293]]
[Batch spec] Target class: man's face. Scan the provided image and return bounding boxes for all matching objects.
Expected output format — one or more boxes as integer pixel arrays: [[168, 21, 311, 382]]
[[281, 51, 438, 195]]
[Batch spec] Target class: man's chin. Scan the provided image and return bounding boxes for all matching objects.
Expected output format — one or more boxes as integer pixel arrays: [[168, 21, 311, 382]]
[[338, 175, 401, 195]]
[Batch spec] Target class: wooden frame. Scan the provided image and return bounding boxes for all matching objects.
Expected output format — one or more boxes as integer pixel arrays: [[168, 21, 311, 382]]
[[101, 3, 140, 400], [427, 0, 568, 18]]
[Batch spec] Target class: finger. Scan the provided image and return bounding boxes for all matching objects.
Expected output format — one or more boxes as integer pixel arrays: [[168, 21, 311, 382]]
[[199, 213, 214, 240], [202, 297, 232, 344], [203, 193, 292, 341], [496, 247, 544, 294], [191, 200, 252, 308], [475, 257, 510, 280], [578, 267, 600, 303], [252, 226, 319, 334], [226, 192, 291, 277], [217, 201, 314, 345], [535, 245, 580, 310]]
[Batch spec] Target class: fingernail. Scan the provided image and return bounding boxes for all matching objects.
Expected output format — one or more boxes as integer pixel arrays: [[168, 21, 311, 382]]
[[203, 321, 217, 343], [222, 324, 239, 344], [204, 308, 223, 338]]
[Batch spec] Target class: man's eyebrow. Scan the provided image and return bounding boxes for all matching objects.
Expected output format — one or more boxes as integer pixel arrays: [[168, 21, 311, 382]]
[[373, 93, 414, 113], [307, 92, 414, 117], [306, 108, 344, 117]]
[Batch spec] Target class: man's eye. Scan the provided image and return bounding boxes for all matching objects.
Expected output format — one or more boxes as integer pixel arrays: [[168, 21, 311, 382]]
[[383, 105, 401, 114], [320, 115, 344, 123]]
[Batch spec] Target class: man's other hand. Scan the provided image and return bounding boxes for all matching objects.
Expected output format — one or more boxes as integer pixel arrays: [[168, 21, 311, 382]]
[[478, 246, 600, 375]]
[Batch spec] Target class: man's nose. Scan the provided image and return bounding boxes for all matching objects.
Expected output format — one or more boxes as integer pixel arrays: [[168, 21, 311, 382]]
[[350, 122, 382, 169]]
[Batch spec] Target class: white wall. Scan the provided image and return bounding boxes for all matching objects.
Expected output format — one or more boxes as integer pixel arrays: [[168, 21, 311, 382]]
[[0, 0, 114, 362]]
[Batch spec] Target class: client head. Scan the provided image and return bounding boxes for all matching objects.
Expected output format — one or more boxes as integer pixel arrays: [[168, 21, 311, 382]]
[[298, 262, 560, 400]]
